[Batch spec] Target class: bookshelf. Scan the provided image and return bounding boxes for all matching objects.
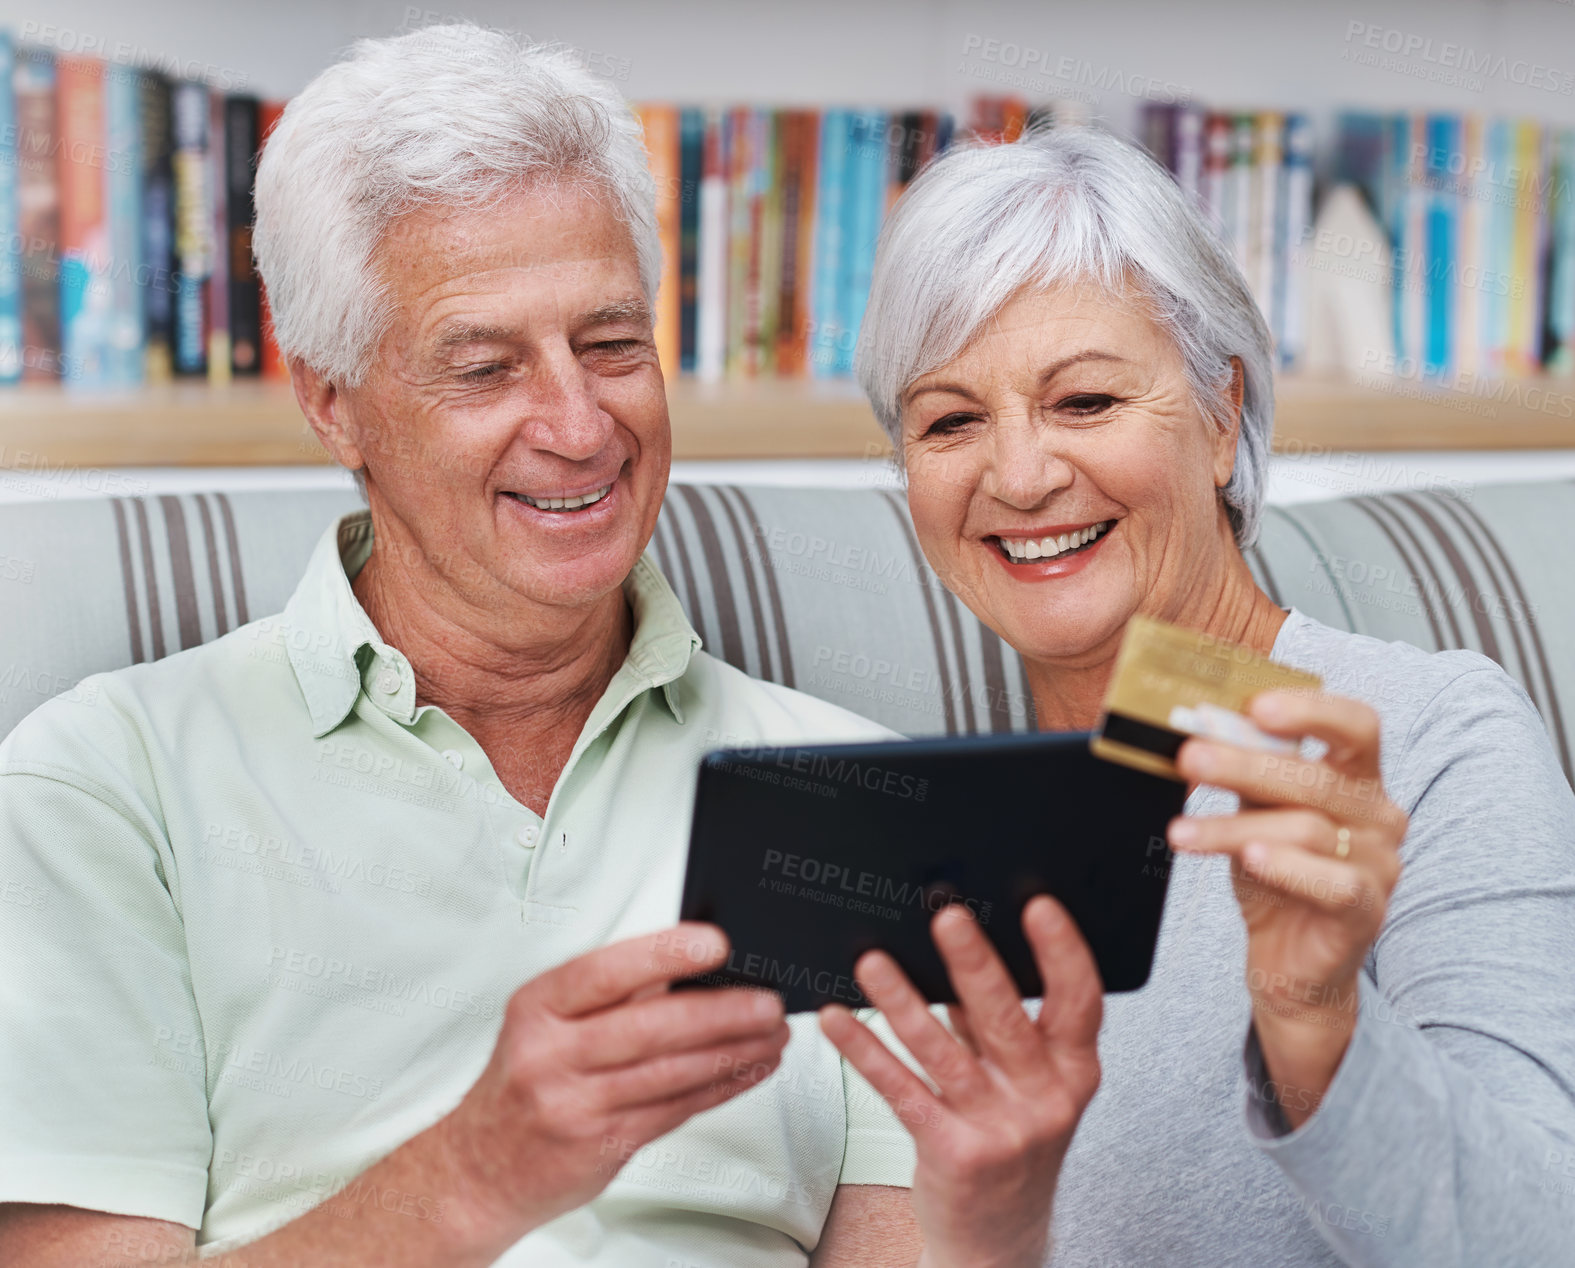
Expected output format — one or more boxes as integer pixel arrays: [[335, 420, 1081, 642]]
[[1, 375, 1570, 471]]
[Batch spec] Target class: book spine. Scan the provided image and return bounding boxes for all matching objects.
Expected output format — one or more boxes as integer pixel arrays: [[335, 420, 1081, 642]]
[[57, 55, 109, 388], [207, 89, 230, 385], [104, 61, 144, 386], [726, 106, 751, 376], [809, 108, 846, 380], [755, 109, 782, 376], [1228, 113, 1254, 279], [1550, 129, 1575, 374], [1278, 113, 1313, 370], [226, 96, 261, 375], [695, 107, 727, 383], [138, 71, 175, 382], [1201, 112, 1229, 238], [1423, 114, 1455, 377], [790, 108, 818, 376], [1251, 112, 1282, 342], [171, 81, 209, 376], [635, 104, 681, 377], [775, 110, 803, 376], [16, 46, 58, 381], [677, 106, 703, 376], [740, 109, 764, 376], [1175, 106, 1203, 206], [1399, 114, 1427, 372], [1507, 120, 1537, 373], [934, 111, 955, 158], [1454, 115, 1484, 379], [839, 110, 884, 377], [1482, 119, 1508, 379], [1141, 102, 1178, 172], [0, 35, 20, 382], [257, 100, 287, 380]]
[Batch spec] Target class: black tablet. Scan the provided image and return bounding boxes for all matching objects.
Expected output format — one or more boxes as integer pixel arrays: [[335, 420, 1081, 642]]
[[677, 731, 1188, 1013]]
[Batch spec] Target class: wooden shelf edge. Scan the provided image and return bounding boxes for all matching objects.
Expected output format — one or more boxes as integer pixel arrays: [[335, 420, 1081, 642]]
[[2, 374, 1573, 469]]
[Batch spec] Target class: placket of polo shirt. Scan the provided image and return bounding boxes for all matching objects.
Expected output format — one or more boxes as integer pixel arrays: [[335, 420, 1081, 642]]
[[404, 702, 554, 910]]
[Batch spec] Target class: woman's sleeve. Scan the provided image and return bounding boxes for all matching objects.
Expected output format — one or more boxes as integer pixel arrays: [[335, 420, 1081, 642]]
[[1242, 664, 1575, 1267]]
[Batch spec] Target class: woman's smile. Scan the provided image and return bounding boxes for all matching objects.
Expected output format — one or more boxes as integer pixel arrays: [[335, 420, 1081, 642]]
[[987, 517, 1117, 580]]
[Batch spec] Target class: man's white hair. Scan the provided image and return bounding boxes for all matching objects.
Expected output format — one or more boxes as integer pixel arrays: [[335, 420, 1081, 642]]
[[855, 124, 1276, 548], [253, 23, 660, 389]]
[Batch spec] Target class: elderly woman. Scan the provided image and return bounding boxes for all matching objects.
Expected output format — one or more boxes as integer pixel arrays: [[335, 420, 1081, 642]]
[[831, 126, 1575, 1265]]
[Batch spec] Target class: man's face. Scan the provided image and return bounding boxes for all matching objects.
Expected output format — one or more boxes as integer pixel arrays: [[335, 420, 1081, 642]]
[[333, 180, 669, 614]]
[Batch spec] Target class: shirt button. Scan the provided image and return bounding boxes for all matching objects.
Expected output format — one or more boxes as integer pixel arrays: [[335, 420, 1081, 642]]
[[375, 668, 400, 695], [517, 824, 540, 848], [441, 749, 464, 770]]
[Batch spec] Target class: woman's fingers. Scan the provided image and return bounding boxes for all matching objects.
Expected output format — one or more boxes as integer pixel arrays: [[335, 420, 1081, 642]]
[[852, 946, 994, 1103], [1175, 737, 1404, 832], [1247, 691, 1383, 776], [819, 1005, 940, 1131], [1023, 895, 1103, 1051], [1234, 837, 1386, 918], [929, 905, 1044, 1079], [1170, 809, 1371, 863]]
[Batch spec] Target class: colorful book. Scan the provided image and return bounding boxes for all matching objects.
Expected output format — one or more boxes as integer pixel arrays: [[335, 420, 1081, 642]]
[[138, 71, 176, 382], [725, 106, 752, 376], [206, 88, 230, 385], [636, 104, 681, 376], [104, 61, 145, 386], [16, 45, 59, 381], [225, 96, 261, 375], [0, 35, 20, 382], [171, 80, 210, 376], [1547, 128, 1575, 374], [257, 99, 288, 381], [1278, 113, 1314, 370], [56, 55, 110, 387], [695, 107, 727, 382], [809, 108, 848, 380], [677, 106, 703, 375]]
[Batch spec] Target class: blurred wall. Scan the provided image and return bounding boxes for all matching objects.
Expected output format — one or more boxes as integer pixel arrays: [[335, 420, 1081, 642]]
[[10, 0, 1575, 136]]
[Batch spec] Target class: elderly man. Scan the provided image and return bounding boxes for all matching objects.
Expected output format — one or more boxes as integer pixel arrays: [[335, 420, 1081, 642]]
[[0, 25, 1098, 1268]]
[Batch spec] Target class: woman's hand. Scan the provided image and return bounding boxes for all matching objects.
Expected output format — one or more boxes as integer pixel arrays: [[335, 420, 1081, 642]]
[[1169, 690, 1409, 1128], [819, 896, 1101, 1268]]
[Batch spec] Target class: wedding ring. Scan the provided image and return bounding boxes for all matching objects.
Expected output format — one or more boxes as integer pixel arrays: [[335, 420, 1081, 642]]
[[1333, 825, 1352, 860]]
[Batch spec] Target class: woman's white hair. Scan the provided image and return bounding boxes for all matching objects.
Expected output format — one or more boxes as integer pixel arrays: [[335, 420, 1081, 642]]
[[253, 23, 659, 389], [855, 124, 1275, 547]]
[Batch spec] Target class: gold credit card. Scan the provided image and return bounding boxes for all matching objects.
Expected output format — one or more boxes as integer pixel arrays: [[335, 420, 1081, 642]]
[[1091, 615, 1323, 782]]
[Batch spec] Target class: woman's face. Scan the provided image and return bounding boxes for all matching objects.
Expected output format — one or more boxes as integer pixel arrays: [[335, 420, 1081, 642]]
[[900, 280, 1240, 667]]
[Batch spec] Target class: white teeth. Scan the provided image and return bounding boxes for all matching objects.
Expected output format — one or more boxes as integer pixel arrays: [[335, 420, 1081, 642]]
[[518, 484, 612, 511], [997, 520, 1111, 562]]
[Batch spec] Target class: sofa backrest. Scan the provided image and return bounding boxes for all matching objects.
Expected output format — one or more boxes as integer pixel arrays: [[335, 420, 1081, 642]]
[[2, 481, 1571, 785]]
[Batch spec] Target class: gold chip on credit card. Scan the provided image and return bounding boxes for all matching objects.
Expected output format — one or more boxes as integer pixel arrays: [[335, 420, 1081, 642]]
[[1091, 614, 1323, 782]]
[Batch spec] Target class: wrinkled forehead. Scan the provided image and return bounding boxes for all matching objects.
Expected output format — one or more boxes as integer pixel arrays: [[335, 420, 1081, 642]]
[[369, 180, 645, 324]]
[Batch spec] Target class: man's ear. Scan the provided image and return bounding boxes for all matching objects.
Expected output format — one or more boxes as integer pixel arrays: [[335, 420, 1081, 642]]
[[1212, 357, 1245, 489], [290, 359, 366, 473]]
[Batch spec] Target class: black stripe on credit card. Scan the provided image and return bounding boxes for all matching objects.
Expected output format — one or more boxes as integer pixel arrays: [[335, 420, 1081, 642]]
[[1100, 712, 1188, 760]]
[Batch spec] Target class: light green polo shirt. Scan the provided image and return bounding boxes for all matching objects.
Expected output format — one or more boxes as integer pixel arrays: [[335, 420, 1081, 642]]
[[0, 510, 917, 1264]]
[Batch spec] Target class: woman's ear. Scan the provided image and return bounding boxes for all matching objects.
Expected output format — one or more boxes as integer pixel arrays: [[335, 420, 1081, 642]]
[[1212, 357, 1245, 489]]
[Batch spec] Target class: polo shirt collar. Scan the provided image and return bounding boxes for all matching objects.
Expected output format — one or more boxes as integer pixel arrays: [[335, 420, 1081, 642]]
[[280, 511, 702, 739]]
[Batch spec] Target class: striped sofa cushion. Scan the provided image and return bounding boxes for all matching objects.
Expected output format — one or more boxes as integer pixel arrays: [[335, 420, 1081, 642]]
[[2, 481, 1570, 785]]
